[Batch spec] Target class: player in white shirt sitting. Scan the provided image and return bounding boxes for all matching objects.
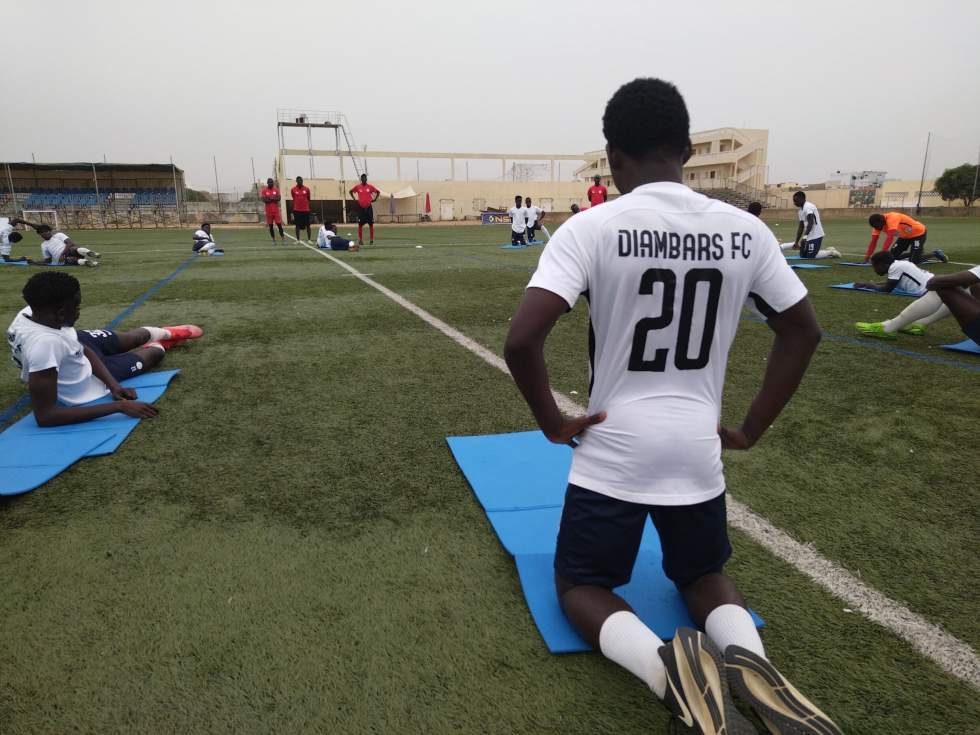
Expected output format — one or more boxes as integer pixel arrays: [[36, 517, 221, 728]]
[[1, 217, 29, 263], [507, 195, 528, 246], [786, 192, 840, 259], [523, 197, 550, 243], [856, 264, 980, 342], [20, 220, 100, 266], [6, 271, 203, 427], [316, 223, 360, 251], [504, 78, 839, 734], [192, 223, 224, 255]]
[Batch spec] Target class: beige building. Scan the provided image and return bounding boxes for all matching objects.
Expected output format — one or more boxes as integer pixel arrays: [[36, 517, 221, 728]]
[[575, 127, 769, 194]]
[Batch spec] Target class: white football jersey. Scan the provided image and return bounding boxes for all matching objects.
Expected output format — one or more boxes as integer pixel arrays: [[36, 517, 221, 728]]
[[886, 260, 931, 295], [525, 205, 543, 226], [41, 232, 69, 262], [527, 181, 807, 505], [798, 201, 825, 241], [508, 206, 527, 233], [0, 218, 12, 256]]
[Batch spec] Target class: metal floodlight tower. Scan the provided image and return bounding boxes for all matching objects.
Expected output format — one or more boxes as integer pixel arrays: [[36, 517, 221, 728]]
[[276, 109, 363, 224]]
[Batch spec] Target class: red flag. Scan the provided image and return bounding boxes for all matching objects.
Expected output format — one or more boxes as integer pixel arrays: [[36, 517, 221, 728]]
[[424, 192, 431, 213]]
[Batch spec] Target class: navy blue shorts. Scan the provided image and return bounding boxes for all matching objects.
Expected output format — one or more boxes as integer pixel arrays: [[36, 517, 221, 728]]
[[76, 329, 149, 382], [964, 315, 980, 346], [554, 484, 732, 590], [800, 237, 823, 259], [511, 230, 526, 245]]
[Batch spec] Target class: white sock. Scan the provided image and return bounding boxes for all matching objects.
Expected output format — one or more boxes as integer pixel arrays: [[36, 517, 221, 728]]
[[142, 326, 171, 342], [599, 610, 666, 698], [882, 291, 945, 332], [76, 247, 91, 256], [779, 242, 796, 251], [705, 604, 766, 659]]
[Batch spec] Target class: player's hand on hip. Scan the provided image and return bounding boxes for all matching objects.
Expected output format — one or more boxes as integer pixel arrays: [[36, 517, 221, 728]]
[[111, 386, 138, 401], [719, 425, 753, 450], [545, 412, 607, 447], [117, 400, 158, 419]]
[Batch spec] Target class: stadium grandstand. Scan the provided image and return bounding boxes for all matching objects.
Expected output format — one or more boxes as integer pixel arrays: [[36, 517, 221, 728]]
[[1, 162, 186, 228]]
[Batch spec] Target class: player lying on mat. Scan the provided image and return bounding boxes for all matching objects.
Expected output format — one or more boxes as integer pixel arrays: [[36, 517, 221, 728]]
[[1, 217, 31, 263], [854, 251, 932, 295], [926, 265, 980, 346], [504, 77, 840, 735], [20, 219, 100, 266], [192, 223, 224, 255], [316, 223, 360, 251], [5, 271, 203, 427]]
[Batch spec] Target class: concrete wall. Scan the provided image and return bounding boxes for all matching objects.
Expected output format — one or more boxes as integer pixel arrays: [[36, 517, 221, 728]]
[[296, 178, 601, 221]]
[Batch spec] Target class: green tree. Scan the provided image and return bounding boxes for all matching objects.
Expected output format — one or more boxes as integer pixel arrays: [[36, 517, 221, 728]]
[[934, 163, 979, 207], [183, 187, 211, 202]]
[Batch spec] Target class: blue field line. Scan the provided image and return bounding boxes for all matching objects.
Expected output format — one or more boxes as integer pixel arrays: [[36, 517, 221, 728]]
[[0, 255, 198, 431]]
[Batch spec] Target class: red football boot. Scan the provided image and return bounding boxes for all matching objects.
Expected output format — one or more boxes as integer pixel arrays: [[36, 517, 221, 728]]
[[159, 324, 203, 349]]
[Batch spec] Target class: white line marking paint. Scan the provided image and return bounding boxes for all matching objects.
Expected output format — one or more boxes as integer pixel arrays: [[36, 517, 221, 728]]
[[289, 233, 980, 690]]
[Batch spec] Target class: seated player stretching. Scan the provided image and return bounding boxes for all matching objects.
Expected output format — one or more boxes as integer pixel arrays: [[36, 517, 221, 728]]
[[316, 223, 360, 252], [864, 212, 947, 264], [6, 271, 202, 427], [192, 223, 224, 255], [1, 216, 29, 263], [504, 78, 839, 734], [854, 250, 931, 296], [20, 219, 100, 266], [925, 266, 980, 346]]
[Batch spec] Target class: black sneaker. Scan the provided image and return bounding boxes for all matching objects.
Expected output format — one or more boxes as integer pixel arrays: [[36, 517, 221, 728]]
[[725, 645, 842, 734], [659, 628, 756, 734], [933, 249, 948, 263]]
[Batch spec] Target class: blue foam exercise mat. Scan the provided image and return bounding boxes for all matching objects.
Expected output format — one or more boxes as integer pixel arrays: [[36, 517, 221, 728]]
[[790, 264, 831, 270], [500, 244, 528, 249], [447, 430, 571, 510], [447, 430, 763, 653], [830, 282, 918, 297], [941, 339, 980, 355], [0, 370, 180, 496], [784, 255, 818, 261], [839, 262, 871, 267], [0, 259, 29, 266]]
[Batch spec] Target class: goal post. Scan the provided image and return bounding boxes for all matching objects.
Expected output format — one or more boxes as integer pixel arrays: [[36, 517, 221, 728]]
[[22, 209, 59, 229]]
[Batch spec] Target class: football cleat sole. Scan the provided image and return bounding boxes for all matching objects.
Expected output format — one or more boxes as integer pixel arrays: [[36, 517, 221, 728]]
[[725, 646, 842, 735]]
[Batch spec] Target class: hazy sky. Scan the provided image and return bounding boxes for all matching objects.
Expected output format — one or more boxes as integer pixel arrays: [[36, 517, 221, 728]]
[[3, 0, 978, 193]]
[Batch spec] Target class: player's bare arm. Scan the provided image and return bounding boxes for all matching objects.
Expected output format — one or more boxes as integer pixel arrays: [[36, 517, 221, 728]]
[[82, 344, 136, 400], [720, 297, 820, 450], [28, 368, 157, 427], [504, 287, 606, 445], [927, 270, 980, 290]]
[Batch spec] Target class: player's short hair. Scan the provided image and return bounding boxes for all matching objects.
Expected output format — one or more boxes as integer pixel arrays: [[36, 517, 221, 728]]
[[36, 224, 52, 234], [593, 174, 601, 180], [602, 78, 690, 160], [9, 231, 23, 243], [870, 250, 894, 268], [793, 191, 806, 202], [22, 271, 80, 309], [868, 214, 886, 229], [747, 202, 763, 217], [323, 222, 334, 231], [200, 222, 210, 228]]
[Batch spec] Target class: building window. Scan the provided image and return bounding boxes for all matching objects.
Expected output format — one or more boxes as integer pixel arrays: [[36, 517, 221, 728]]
[[709, 171, 716, 179], [473, 198, 486, 211]]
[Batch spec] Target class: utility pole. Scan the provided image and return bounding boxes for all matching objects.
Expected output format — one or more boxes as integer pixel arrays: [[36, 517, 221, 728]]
[[915, 132, 931, 214], [213, 156, 222, 217]]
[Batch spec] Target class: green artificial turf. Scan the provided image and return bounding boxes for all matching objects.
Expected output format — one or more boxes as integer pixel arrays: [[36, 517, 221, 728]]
[[1, 220, 978, 733]]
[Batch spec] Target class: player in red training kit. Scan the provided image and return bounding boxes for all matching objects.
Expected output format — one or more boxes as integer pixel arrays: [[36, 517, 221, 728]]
[[290, 176, 312, 242], [260, 178, 285, 244], [587, 174, 608, 206], [349, 173, 380, 245]]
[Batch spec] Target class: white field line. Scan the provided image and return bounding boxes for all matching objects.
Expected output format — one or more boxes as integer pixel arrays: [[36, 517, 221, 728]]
[[289, 233, 980, 690], [836, 250, 976, 267]]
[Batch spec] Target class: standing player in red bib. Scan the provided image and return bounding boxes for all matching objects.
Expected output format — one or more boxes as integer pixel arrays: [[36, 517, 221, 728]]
[[260, 178, 285, 244], [349, 173, 380, 245], [290, 176, 313, 242], [587, 174, 608, 206]]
